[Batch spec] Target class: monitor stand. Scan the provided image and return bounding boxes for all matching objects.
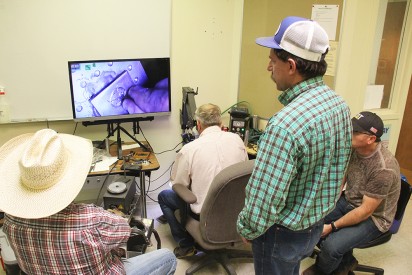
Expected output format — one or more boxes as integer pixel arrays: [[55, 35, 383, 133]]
[[82, 117, 154, 159]]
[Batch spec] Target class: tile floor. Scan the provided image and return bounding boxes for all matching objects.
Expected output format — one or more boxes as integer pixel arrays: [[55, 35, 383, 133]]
[[144, 200, 412, 275], [2, 199, 412, 275]]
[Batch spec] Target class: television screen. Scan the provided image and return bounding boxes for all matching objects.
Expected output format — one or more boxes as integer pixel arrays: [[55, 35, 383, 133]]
[[68, 58, 171, 122]]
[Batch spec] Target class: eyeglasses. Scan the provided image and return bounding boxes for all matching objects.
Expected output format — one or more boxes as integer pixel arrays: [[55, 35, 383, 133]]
[[353, 131, 373, 136]]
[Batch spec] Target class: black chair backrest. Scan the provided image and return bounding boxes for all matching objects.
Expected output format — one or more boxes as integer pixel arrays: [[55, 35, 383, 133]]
[[354, 176, 411, 249], [390, 177, 412, 234]]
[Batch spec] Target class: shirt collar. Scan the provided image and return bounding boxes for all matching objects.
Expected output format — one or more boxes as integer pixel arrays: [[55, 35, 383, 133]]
[[278, 76, 324, 106], [199, 125, 221, 137]]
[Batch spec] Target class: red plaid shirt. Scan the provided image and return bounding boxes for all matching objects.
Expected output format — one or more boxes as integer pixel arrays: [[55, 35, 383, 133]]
[[3, 203, 131, 274]]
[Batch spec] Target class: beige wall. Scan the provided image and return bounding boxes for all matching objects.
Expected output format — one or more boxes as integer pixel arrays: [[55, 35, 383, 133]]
[[238, 0, 343, 119], [335, 0, 412, 153], [1, 0, 411, 190], [0, 0, 244, 198], [238, 0, 412, 154]]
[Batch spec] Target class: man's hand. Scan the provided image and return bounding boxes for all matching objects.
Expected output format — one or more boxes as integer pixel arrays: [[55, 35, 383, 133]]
[[241, 236, 251, 244], [321, 224, 333, 238], [113, 247, 127, 257], [107, 208, 127, 218], [123, 78, 169, 113]]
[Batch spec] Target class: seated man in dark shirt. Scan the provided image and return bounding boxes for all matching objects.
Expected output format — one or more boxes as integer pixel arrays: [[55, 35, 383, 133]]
[[303, 112, 401, 275]]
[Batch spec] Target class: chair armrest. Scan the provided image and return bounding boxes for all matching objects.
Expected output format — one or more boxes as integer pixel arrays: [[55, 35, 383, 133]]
[[172, 184, 197, 204]]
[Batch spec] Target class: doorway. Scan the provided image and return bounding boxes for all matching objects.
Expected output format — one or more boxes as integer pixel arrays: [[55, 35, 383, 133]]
[[396, 76, 412, 182]]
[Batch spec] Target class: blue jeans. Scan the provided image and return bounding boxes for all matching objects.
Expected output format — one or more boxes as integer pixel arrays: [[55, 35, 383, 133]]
[[252, 220, 323, 275], [316, 196, 382, 274], [158, 189, 195, 248], [123, 248, 176, 275]]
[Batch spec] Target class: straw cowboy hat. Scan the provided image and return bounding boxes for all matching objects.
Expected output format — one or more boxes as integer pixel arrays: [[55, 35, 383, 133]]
[[0, 129, 93, 219]]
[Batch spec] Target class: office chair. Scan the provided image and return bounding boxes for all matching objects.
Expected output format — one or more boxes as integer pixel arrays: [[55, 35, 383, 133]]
[[351, 175, 411, 275], [172, 159, 255, 275], [311, 175, 411, 275]]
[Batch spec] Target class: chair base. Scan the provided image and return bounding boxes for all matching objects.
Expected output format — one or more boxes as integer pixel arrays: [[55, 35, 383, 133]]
[[354, 264, 384, 275], [185, 249, 253, 275], [309, 249, 384, 275]]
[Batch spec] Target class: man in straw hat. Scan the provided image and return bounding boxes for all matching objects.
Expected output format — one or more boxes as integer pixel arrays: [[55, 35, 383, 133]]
[[236, 16, 352, 274], [0, 129, 176, 275]]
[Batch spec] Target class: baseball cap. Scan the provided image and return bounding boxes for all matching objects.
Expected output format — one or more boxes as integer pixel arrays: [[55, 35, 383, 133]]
[[255, 16, 329, 62], [352, 111, 384, 141]]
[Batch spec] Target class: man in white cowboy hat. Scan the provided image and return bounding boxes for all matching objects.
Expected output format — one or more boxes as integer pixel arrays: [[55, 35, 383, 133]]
[[0, 129, 176, 275]]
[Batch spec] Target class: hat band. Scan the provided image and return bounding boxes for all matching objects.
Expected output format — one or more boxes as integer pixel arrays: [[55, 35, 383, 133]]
[[280, 41, 323, 62]]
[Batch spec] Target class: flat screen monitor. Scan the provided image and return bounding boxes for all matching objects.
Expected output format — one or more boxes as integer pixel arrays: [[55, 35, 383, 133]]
[[68, 58, 171, 122]]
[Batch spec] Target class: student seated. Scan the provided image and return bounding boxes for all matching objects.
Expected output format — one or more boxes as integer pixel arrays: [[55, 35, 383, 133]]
[[0, 129, 177, 275], [303, 112, 401, 275], [158, 103, 248, 258]]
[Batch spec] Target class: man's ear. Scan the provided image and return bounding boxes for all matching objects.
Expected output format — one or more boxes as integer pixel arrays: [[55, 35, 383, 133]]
[[196, 120, 201, 132], [368, 135, 377, 144], [287, 58, 297, 73]]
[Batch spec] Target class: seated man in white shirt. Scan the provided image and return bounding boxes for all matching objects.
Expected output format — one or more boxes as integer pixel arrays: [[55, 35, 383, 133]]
[[158, 103, 248, 258]]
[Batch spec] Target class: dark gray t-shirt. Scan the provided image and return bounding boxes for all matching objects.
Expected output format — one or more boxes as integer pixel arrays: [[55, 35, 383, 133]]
[[345, 143, 400, 232]]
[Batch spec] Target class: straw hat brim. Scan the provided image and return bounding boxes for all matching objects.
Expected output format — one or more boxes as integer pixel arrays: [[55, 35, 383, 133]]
[[0, 133, 93, 219]]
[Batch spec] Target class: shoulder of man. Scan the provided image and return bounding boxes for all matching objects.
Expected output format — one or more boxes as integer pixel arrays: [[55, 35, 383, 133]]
[[379, 145, 400, 170]]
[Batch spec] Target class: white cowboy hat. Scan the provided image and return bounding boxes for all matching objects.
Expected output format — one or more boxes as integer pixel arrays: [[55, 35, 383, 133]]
[[0, 129, 93, 219]]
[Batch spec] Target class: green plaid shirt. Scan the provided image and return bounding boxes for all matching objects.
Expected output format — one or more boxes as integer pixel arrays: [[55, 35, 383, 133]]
[[237, 77, 352, 239]]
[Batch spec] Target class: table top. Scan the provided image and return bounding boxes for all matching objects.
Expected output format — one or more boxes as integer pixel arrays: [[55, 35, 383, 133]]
[[89, 141, 160, 176], [246, 143, 258, 156]]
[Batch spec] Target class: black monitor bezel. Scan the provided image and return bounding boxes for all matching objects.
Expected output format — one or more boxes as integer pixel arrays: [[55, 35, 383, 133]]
[[68, 57, 171, 123]]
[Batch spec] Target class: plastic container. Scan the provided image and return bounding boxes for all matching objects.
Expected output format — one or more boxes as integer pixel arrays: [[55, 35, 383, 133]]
[[0, 89, 11, 123], [0, 228, 20, 274]]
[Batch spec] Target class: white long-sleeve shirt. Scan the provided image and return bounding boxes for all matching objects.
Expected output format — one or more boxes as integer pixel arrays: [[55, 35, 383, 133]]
[[171, 126, 248, 213]]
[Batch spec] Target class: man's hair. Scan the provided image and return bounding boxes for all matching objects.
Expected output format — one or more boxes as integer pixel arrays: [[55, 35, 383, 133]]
[[274, 49, 328, 79], [195, 103, 222, 127]]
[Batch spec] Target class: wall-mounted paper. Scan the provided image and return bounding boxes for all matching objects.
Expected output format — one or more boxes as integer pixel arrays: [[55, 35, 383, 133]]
[[364, 85, 384, 110], [311, 5, 339, 40], [325, 41, 338, 76]]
